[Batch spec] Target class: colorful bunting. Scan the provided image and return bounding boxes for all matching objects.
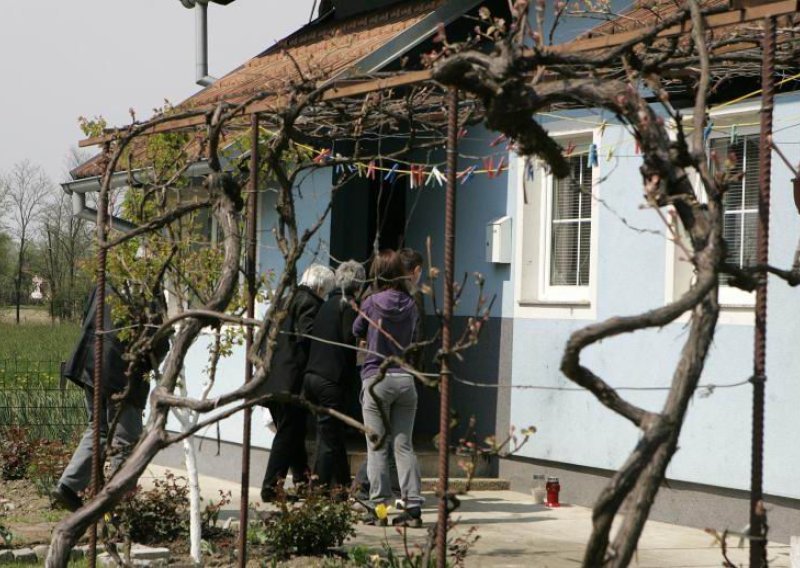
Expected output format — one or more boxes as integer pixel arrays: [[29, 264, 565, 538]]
[[490, 134, 507, 147], [384, 163, 399, 183], [588, 143, 599, 167], [459, 165, 477, 185], [313, 148, 331, 164], [703, 121, 714, 144]]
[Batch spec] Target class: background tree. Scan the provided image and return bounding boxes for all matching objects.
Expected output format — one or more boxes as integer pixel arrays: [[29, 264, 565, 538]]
[[1, 160, 50, 323], [38, 186, 92, 321]]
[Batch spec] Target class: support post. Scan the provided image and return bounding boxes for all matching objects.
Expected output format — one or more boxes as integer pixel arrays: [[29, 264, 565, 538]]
[[88, 146, 110, 568], [750, 15, 775, 568], [436, 86, 458, 568], [237, 113, 259, 567]]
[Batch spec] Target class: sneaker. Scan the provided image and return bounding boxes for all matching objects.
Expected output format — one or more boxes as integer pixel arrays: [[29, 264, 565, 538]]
[[392, 507, 422, 528], [50, 484, 82, 512]]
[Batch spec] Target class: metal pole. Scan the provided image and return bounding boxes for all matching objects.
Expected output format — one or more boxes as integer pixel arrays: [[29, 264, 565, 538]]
[[88, 147, 110, 568], [436, 86, 458, 568], [750, 15, 775, 568], [237, 113, 259, 567]]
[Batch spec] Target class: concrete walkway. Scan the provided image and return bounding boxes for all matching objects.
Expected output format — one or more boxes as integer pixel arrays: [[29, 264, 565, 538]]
[[139, 465, 791, 567]]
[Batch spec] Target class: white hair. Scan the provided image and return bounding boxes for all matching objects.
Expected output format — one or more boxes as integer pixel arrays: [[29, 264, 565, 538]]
[[335, 260, 365, 295], [300, 264, 335, 297]]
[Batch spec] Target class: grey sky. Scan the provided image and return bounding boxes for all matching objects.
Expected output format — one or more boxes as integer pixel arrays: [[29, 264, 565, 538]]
[[0, 1, 314, 184]]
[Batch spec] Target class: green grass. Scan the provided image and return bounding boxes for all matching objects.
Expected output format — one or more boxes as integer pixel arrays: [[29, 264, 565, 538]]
[[0, 322, 80, 362], [0, 322, 85, 441]]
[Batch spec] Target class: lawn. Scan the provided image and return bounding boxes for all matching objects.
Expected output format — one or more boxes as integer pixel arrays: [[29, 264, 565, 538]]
[[0, 320, 80, 362], [0, 318, 85, 442]]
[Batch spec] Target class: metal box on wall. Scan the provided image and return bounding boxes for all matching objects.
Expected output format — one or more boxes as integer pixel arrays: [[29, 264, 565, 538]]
[[486, 216, 511, 264]]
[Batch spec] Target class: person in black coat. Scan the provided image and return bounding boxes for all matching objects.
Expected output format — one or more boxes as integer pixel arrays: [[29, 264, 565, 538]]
[[51, 284, 169, 511], [303, 260, 365, 495], [260, 264, 335, 502]]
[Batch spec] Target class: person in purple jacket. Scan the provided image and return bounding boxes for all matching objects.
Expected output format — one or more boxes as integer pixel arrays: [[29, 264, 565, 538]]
[[353, 249, 423, 527]]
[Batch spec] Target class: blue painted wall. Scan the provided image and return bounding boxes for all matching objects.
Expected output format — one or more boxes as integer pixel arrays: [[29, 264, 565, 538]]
[[404, 125, 511, 318], [504, 93, 800, 499]]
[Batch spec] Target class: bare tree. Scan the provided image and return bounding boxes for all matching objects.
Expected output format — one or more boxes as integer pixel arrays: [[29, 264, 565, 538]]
[[0, 160, 50, 323], [38, 189, 91, 321], [44, 61, 466, 565]]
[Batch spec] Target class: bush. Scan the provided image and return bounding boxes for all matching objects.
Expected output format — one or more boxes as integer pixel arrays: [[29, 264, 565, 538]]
[[117, 471, 190, 544], [0, 426, 34, 480], [0, 521, 12, 549], [115, 472, 233, 546], [27, 438, 75, 496], [257, 485, 356, 559], [0, 426, 75, 491]]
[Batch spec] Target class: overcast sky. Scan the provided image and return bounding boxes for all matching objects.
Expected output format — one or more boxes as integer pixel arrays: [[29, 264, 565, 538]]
[[0, 1, 314, 183]]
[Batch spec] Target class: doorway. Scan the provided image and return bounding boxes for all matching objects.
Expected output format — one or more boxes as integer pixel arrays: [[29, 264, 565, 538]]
[[330, 172, 407, 265]]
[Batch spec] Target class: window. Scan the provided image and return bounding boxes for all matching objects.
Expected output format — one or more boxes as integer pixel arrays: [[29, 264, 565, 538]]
[[666, 120, 759, 316], [710, 134, 759, 285], [516, 133, 598, 313], [547, 154, 593, 289]]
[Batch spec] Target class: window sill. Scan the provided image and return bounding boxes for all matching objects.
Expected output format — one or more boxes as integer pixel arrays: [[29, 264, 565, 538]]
[[518, 298, 591, 308], [720, 303, 755, 311]]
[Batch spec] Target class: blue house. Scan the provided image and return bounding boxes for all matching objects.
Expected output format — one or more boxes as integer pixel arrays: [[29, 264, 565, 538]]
[[64, 0, 800, 541]]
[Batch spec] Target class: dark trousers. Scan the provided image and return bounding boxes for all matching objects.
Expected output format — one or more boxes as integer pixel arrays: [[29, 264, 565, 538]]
[[261, 402, 309, 498], [304, 373, 351, 491], [60, 389, 143, 494]]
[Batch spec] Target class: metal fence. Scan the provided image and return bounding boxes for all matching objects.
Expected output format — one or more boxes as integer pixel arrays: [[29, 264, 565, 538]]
[[0, 359, 87, 441]]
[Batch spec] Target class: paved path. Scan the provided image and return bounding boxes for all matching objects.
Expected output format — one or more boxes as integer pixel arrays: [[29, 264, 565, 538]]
[[139, 465, 791, 567]]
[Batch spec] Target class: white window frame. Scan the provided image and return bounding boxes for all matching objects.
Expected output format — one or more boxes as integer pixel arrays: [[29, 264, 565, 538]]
[[540, 155, 594, 303], [514, 127, 599, 319], [665, 105, 759, 322]]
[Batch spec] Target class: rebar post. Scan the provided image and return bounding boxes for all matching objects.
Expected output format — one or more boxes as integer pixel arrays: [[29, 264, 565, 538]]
[[237, 113, 259, 567], [88, 146, 110, 568], [436, 86, 458, 568], [750, 15, 775, 568]]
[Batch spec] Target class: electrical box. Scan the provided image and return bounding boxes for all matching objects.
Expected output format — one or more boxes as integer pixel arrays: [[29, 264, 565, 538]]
[[486, 216, 512, 264]]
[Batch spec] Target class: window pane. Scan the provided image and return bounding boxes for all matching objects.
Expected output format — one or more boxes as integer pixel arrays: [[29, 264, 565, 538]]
[[723, 212, 742, 264], [550, 154, 592, 287], [742, 211, 758, 267], [578, 221, 591, 286], [712, 133, 759, 274], [553, 173, 581, 221], [551, 222, 579, 286], [743, 136, 760, 209]]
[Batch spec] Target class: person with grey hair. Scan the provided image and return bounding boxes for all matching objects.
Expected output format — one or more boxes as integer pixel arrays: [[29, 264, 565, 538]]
[[260, 263, 335, 501], [303, 260, 365, 495]]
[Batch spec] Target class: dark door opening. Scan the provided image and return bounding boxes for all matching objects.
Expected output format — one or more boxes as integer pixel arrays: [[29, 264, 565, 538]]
[[330, 172, 407, 266]]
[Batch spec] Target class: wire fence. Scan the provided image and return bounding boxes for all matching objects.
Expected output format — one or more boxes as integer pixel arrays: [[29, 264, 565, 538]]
[[0, 358, 86, 442]]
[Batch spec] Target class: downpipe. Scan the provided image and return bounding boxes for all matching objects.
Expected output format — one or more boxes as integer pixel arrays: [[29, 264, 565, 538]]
[[181, 0, 217, 87]]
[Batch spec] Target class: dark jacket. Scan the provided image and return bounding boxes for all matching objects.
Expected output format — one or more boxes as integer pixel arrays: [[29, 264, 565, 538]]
[[63, 285, 168, 408], [353, 288, 417, 380], [304, 289, 358, 386], [262, 285, 324, 396]]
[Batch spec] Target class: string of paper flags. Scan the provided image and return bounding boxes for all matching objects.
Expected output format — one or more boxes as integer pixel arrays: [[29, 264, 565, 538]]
[[247, 69, 800, 188]]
